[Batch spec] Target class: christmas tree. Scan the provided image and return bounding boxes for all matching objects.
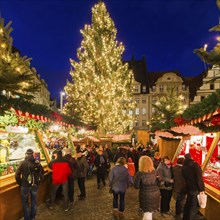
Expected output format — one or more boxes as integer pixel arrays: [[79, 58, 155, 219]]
[[194, 1, 220, 68], [149, 86, 187, 132], [64, 1, 134, 134], [0, 17, 39, 100]]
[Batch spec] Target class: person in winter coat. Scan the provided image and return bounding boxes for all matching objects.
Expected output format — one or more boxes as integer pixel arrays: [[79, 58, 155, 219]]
[[134, 156, 160, 220], [156, 156, 174, 218], [15, 149, 44, 220], [94, 148, 108, 189], [76, 150, 89, 200], [108, 157, 130, 219], [152, 152, 161, 169], [64, 148, 78, 205], [182, 153, 205, 220], [127, 157, 135, 185], [173, 157, 186, 219], [48, 150, 71, 211]]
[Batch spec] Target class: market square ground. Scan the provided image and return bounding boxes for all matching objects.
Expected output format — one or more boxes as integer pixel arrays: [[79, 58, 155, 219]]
[[19, 175, 207, 220]]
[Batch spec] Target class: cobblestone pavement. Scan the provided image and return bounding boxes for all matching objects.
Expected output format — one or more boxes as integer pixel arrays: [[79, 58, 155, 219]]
[[26, 175, 206, 220]]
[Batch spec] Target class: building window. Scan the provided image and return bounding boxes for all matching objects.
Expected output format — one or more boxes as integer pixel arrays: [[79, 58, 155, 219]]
[[142, 97, 146, 104], [152, 107, 155, 113], [129, 109, 133, 115], [142, 85, 146, 93], [142, 120, 146, 126], [159, 85, 164, 92], [135, 108, 140, 115], [135, 120, 139, 127], [134, 85, 139, 93], [152, 86, 156, 92], [152, 97, 157, 103], [182, 85, 186, 91], [135, 98, 139, 104], [210, 83, 214, 90], [142, 108, 146, 115]]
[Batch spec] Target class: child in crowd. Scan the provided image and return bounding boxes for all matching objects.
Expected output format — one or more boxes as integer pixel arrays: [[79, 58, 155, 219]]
[[127, 157, 135, 185]]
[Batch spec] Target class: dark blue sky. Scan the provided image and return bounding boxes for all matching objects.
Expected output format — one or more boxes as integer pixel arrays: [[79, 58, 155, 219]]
[[0, 0, 219, 100]]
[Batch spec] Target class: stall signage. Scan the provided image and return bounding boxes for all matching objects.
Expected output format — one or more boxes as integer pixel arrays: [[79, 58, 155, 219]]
[[6, 125, 29, 133]]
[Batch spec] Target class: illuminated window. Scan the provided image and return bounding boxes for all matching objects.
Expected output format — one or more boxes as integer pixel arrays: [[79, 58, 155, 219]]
[[135, 108, 140, 115], [142, 108, 146, 115], [134, 85, 140, 93], [159, 85, 163, 92], [142, 85, 146, 92]]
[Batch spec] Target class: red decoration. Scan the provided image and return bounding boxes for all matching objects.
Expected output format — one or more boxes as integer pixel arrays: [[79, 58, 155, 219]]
[[174, 116, 187, 126], [210, 116, 220, 126]]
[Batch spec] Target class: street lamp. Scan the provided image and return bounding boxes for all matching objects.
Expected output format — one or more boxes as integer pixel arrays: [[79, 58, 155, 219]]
[[60, 91, 65, 112]]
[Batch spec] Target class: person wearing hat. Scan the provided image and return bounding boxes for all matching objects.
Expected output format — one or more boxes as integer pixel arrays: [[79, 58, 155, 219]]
[[64, 148, 78, 205], [94, 148, 108, 189], [15, 148, 44, 220]]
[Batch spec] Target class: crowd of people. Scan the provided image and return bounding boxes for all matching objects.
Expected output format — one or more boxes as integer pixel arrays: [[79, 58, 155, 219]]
[[15, 143, 205, 220]]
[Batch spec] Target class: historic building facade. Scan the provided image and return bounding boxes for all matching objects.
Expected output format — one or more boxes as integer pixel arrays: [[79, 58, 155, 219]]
[[127, 57, 190, 131], [32, 71, 51, 108], [190, 65, 220, 105]]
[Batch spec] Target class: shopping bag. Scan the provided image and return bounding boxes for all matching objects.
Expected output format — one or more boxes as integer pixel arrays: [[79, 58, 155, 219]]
[[197, 192, 207, 208]]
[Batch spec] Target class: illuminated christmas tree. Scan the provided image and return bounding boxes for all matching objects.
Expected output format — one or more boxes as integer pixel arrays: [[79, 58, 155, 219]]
[[149, 86, 187, 132], [0, 17, 39, 100], [64, 1, 134, 134]]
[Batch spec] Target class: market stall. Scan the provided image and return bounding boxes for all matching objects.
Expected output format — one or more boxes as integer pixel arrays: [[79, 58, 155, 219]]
[[171, 111, 220, 219], [0, 126, 51, 220], [0, 108, 75, 219]]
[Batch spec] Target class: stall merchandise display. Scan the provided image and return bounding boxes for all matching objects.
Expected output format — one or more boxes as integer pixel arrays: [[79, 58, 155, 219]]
[[173, 133, 220, 192], [0, 127, 47, 176]]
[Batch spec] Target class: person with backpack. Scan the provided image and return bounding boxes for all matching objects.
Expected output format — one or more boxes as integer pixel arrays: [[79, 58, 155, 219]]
[[15, 148, 44, 220]]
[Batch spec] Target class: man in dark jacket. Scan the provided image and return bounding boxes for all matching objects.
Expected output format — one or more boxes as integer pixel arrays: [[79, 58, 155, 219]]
[[15, 148, 44, 220], [48, 150, 71, 211], [173, 157, 186, 218], [76, 149, 89, 200], [94, 148, 108, 189], [182, 153, 205, 220], [64, 148, 78, 205]]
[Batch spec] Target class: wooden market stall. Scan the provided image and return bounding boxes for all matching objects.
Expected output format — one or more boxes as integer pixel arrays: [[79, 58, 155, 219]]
[[79, 135, 100, 147], [0, 127, 51, 220], [171, 110, 220, 220]]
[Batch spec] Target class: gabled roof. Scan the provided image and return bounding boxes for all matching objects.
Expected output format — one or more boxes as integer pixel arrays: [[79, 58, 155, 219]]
[[124, 56, 148, 85], [147, 70, 183, 87]]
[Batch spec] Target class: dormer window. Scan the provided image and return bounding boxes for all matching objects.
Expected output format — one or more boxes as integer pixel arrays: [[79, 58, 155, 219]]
[[134, 85, 140, 93], [142, 85, 146, 92]]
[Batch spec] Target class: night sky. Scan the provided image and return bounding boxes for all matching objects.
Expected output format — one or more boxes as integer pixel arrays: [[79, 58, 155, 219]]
[[0, 0, 219, 100]]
